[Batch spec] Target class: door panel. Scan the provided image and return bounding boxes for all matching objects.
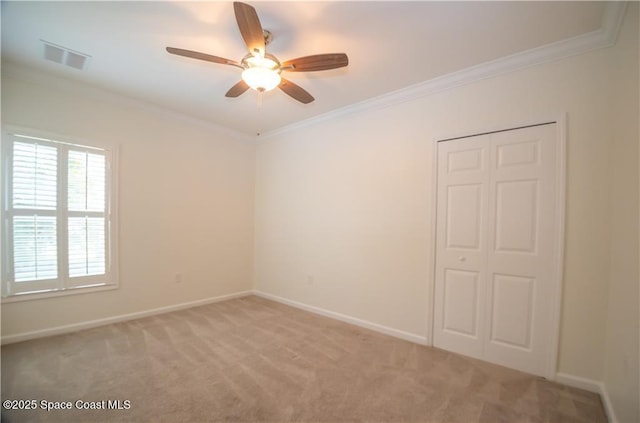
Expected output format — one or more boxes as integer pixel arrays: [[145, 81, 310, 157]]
[[496, 140, 540, 168], [447, 148, 484, 172], [494, 179, 538, 253], [489, 273, 535, 349], [446, 184, 482, 250], [443, 269, 480, 337], [434, 124, 557, 377], [433, 135, 490, 360], [484, 124, 555, 375]]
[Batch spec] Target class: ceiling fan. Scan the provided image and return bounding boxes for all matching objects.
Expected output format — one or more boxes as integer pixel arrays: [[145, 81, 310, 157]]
[[166, 1, 349, 104]]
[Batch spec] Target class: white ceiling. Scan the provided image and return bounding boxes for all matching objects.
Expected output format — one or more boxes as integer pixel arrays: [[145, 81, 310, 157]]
[[2, 1, 608, 136]]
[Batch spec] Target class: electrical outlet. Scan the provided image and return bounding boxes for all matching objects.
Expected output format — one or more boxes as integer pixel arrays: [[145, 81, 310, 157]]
[[174, 273, 182, 284], [307, 275, 314, 285]]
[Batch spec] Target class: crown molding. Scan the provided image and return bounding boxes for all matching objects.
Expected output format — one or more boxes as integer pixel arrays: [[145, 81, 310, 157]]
[[261, 1, 628, 140]]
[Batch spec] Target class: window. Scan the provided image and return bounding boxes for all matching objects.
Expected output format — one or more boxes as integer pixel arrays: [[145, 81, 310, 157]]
[[1, 130, 117, 300]]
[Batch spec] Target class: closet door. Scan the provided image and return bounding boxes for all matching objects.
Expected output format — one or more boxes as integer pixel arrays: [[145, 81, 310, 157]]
[[433, 124, 557, 377], [483, 124, 556, 375], [433, 134, 491, 360]]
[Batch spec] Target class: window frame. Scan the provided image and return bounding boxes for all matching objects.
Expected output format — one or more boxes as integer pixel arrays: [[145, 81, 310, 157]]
[[1, 126, 119, 302]]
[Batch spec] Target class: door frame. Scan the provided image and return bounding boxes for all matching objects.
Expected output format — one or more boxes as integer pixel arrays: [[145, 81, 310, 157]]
[[426, 115, 567, 381]]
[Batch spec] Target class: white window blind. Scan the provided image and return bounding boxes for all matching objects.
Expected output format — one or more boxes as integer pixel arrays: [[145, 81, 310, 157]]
[[2, 131, 117, 299], [11, 141, 59, 283], [12, 142, 58, 209], [68, 150, 105, 212], [68, 217, 106, 277], [67, 150, 107, 278], [13, 215, 58, 282]]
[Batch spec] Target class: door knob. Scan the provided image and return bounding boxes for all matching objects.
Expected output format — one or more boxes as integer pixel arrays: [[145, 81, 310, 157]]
[[458, 256, 466, 262]]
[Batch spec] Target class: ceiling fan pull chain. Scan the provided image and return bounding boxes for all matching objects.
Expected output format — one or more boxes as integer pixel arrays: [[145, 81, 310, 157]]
[[256, 91, 263, 136]]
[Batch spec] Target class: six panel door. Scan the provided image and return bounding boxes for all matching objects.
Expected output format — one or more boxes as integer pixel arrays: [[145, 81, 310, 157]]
[[433, 124, 557, 377]]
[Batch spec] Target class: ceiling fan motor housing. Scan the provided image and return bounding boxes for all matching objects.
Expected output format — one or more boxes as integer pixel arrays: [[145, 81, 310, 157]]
[[263, 30, 273, 46]]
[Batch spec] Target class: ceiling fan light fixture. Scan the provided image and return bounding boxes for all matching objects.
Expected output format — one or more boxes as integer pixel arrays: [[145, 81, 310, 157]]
[[241, 55, 281, 92], [242, 67, 281, 92]]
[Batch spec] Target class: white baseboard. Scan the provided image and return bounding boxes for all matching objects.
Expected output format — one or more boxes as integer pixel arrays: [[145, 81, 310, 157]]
[[555, 372, 618, 423], [555, 372, 602, 392], [1, 290, 253, 345], [253, 290, 428, 345]]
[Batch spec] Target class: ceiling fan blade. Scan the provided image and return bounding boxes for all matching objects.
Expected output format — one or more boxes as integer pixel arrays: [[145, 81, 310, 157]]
[[225, 80, 251, 98], [281, 53, 349, 72], [279, 78, 314, 104], [166, 47, 241, 68], [233, 2, 265, 57]]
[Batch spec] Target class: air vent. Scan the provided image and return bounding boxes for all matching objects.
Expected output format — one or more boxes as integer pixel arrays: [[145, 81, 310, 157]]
[[41, 40, 91, 70]]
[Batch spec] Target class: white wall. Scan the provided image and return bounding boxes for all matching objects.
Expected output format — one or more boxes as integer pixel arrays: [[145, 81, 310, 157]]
[[603, 4, 639, 423], [1, 64, 255, 338], [255, 7, 638, 388]]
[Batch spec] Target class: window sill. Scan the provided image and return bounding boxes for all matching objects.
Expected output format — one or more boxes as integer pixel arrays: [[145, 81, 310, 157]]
[[2, 283, 119, 303]]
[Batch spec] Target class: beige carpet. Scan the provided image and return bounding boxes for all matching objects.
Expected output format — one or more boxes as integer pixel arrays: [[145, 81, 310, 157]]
[[2, 295, 607, 423]]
